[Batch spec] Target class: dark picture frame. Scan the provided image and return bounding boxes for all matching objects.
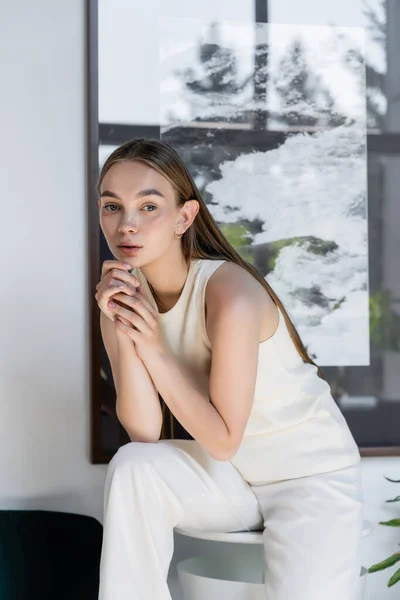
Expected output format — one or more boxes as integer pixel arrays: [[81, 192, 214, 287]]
[[87, 0, 400, 463]]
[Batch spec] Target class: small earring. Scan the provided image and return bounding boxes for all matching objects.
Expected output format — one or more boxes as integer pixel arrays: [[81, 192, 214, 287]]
[[175, 230, 183, 239]]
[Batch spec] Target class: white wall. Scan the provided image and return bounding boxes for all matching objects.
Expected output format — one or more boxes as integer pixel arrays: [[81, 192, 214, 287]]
[[0, 0, 106, 522], [0, 2, 399, 599]]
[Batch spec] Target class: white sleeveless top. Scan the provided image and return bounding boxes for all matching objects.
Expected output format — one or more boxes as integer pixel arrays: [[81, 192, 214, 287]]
[[133, 258, 361, 485]]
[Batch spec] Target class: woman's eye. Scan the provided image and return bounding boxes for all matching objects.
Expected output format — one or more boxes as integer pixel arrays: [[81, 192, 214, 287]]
[[103, 204, 156, 212]]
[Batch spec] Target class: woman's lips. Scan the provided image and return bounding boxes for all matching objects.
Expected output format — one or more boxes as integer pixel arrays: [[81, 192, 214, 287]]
[[118, 246, 143, 255]]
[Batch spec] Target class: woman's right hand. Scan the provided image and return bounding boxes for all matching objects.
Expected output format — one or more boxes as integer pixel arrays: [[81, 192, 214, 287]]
[[95, 259, 140, 322]]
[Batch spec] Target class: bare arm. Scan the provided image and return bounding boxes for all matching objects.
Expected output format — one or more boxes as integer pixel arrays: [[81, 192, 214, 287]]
[[100, 311, 163, 442], [132, 263, 265, 460]]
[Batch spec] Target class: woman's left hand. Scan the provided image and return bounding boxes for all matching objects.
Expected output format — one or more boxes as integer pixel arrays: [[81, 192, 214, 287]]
[[111, 286, 166, 362]]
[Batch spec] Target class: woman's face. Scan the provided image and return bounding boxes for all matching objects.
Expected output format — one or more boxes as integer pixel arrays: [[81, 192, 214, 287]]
[[98, 160, 186, 266]]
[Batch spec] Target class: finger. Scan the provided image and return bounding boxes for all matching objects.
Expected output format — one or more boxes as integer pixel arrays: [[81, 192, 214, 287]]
[[113, 305, 151, 334], [111, 292, 155, 324], [108, 292, 137, 311], [112, 292, 158, 327], [101, 259, 132, 280], [114, 317, 139, 342], [95, 283, 135, 306], [108, 268, 140, 289], [109, 280, 137, 298], [131, 286, 159, 316], [97, 265, 139, 299], [113, 282, 156, 314], [114, 314, 132, 326], [101, 262, 140, 288]]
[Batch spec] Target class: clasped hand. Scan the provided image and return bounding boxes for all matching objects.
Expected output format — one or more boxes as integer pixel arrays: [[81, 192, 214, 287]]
[[112, 286, 164, 362], [95, 260, 165, 363]]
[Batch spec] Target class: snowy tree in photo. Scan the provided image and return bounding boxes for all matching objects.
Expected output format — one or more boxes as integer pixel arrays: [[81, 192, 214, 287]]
[[160, 20, 254, 129], [160, 19, 365, 131], [273, 38, 348, 129]]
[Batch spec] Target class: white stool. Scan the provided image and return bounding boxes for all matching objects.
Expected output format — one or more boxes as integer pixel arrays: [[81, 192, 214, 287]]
[[175, 519, 373, 600]]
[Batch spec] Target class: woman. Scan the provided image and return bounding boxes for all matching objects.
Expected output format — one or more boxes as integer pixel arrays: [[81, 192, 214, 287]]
[[95, 138, 364, 600]]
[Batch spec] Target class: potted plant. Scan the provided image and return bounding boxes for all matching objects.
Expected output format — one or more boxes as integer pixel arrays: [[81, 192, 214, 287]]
[[368, 475, 400, 587]]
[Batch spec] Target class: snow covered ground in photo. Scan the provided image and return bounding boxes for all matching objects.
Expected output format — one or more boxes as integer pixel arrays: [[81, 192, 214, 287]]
[[206, 125, 369, 366]]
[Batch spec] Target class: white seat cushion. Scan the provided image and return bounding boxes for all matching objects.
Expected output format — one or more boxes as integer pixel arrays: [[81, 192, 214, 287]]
[[174, 519, 372, 545]]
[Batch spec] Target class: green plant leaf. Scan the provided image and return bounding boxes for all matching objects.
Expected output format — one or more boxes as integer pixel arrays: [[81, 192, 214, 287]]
[[379, 519, 400, 527], [386, 496, 400, 503], [369, 291, 400, 350], [368, 552, 400, 573], [388, 566, 400, 587]]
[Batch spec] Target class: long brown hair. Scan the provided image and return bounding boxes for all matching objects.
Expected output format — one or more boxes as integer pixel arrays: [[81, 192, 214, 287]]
[[97, 138, 326, 440]]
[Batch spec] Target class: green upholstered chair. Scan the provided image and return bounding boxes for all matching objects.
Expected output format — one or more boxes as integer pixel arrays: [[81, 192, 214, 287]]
[[0, 510, 103, 600]]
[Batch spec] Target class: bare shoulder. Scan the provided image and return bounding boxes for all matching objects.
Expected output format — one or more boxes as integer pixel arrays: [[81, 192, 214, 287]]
[[206, 261, 259, 299], [205, 260, 270, 306], [205, 261, 279, 343]]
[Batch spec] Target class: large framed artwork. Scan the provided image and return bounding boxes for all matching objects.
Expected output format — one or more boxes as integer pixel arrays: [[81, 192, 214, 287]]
[[87, 0, 400, 463]]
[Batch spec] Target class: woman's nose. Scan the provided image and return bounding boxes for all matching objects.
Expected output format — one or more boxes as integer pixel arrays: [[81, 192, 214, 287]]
[[118, 219, 139, 233]]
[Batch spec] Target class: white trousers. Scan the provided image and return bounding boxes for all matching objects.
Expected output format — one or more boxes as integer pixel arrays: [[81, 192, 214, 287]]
[[98, 439, 364, 600]]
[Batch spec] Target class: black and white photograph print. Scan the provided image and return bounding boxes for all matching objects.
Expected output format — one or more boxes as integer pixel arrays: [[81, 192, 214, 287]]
[[90, 0, 400, 458], [160, 18, 369, 366]]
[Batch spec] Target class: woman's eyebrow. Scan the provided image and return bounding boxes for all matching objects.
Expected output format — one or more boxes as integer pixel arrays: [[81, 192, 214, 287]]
[[137, 188, 165, 199], [100, 188, 165, 200]]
